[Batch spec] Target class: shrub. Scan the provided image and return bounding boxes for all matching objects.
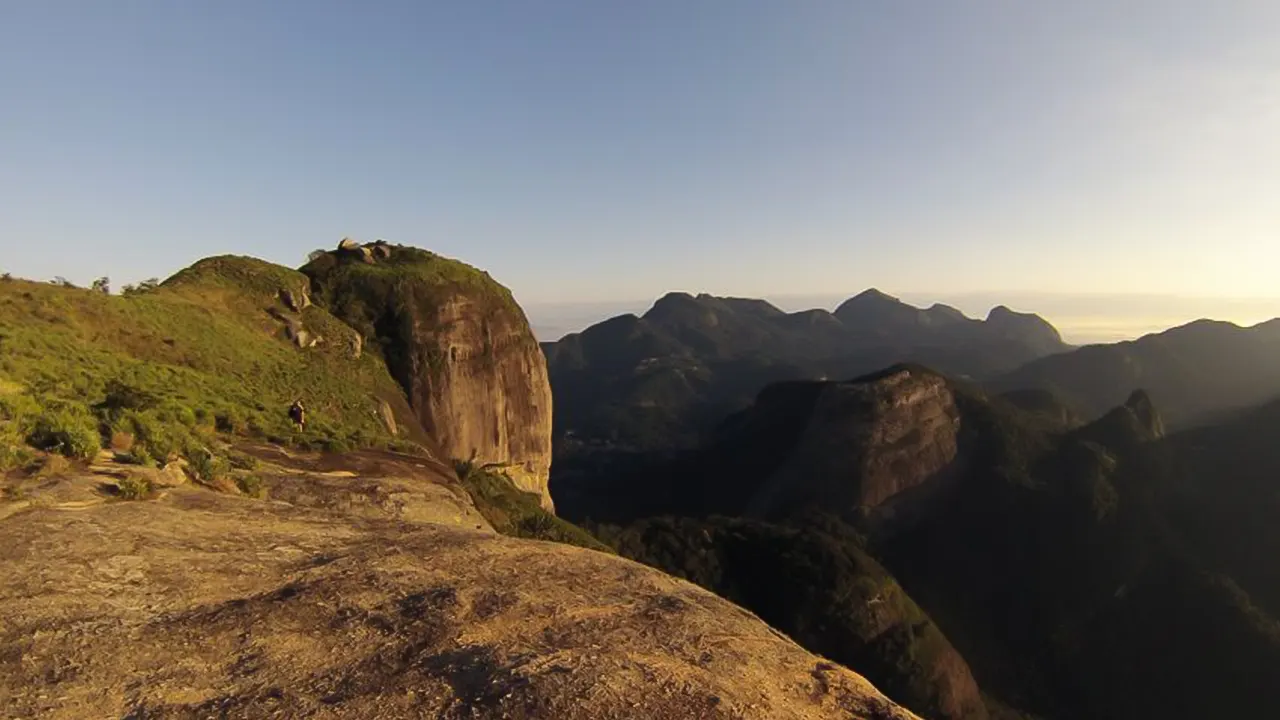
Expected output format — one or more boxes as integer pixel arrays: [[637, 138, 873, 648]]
[[227, 451, 258, 470], [453, 452, 479, 481], [0, 441, 35, 472], [27, 406, 101, 460], [316, 436, 351, 453], [121, 278, 160, 296], [0, 392, 42, 424], [235, 474, 265, 498], [213, 407, 244, 433], [113, 449, 153, 466], [95, 380, 160, 418], [187, 446, 230, 484], [116, 474, 153, 500], [154, 403, 197, 428], [115, 411, 193, 463]]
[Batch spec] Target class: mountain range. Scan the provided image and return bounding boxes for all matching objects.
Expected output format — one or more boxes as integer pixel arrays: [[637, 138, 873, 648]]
[[543, 289, 1070, 453], [541, 286, 1280, 718]]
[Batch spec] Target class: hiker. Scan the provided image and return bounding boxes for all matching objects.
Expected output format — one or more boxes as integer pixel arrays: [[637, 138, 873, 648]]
[[288, 399, 306, 430]]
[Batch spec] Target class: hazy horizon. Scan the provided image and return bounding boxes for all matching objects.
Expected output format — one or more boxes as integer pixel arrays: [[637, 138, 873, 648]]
[[5, 2, 1280, 322], [526, 291, 1280, 346]]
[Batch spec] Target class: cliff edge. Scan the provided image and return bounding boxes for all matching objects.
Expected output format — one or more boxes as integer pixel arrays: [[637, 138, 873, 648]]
[[0, 457, 917, 720], [303, 243, 555, 511]]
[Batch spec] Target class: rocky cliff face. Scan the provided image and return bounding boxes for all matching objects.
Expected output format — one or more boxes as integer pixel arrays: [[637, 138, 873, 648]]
[[303, 244, 555, 510], [748, 367, 963, 520]]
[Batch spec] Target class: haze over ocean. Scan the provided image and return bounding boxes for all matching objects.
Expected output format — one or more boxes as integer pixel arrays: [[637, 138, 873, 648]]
[[527, 292, 1280, 346]]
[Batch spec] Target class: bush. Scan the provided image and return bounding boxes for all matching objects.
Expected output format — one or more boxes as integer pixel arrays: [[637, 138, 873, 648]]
[[214, 407, 244, 433], [95, 380, 161, 419], [0, 440, 35, 472], [27, 406, 101, 460], [227, 451, 258, 470], [187, 446, 229, 484], [116, 474, 153, 500], [0, 392, 42, 423], [235, 474, 265, 498], [453, 454, 478, 481], [113, 448, 154, 466], [114, 410, 194, 463]]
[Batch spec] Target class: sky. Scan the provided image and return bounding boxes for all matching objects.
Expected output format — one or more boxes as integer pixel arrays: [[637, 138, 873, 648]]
[[3, 1, 1279, 338]]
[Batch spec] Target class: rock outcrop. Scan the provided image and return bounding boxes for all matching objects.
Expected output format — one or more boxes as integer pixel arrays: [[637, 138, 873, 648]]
[[747, 367, 963, 520], [304, 245, 555, 511], [0, 462, 918, 720]]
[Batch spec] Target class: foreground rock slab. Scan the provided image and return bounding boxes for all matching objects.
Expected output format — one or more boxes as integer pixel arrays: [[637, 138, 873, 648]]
[[0, 483, 917, 720]]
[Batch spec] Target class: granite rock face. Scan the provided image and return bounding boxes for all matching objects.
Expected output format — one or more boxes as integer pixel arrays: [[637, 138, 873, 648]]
[[414, 293, 555, 509], [748, 367, 963, 519], [304, 245, 555, 511]]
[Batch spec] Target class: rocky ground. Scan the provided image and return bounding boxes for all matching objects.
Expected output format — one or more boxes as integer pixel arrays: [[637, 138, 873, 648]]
[[0, 450, 917, 720]]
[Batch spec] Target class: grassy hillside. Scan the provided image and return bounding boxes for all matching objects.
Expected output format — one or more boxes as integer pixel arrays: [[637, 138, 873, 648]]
[[0, 257, 420, 471]]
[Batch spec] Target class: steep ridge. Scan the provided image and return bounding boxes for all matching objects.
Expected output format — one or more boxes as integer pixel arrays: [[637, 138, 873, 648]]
[[303, 243, 556, 511], [991, 318, 1280, 428]]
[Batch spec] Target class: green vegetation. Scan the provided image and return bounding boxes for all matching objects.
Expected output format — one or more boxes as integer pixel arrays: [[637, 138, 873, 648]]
[[0, 256, 418, 470], [115, 474, 153, 500], [234, 474, 265, 498], [456, 461, 610, 553], [302, 245, 521, 333], [186, 446, 230, 485]]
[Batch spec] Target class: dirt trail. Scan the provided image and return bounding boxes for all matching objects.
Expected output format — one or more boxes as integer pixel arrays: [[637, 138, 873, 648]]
[[0, 451, 917, 720]]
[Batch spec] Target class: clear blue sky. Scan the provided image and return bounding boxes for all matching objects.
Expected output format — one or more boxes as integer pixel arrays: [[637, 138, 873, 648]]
[[3, 1, 1279, 309]]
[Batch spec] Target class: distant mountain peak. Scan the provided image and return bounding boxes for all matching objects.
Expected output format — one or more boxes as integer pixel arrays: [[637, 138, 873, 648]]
[[644, 292, 703, 318], [849, 288, 902, 303], [652, 290, 698, 306]]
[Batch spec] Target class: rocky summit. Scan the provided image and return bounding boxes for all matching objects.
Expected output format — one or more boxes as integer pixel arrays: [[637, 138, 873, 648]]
[[303, 244, 556, 510]]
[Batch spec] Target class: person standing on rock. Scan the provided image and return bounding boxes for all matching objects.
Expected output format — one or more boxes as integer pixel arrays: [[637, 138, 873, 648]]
[[289, 399, 306, 431]]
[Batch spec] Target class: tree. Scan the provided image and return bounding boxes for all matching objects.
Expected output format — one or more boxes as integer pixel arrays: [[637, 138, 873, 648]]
[[121, 278, 160, 297], [91, 276, 110, 294]]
